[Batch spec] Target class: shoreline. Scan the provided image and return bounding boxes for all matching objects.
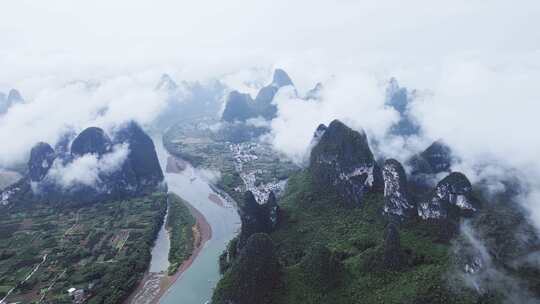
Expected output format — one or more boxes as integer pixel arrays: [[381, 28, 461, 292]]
[[126, 195, 213, 304]]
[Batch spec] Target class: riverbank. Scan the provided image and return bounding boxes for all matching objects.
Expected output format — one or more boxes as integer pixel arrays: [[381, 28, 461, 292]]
[[152, 137, 240, 304], [166, 156, 188, 174], [127, 196, 212, 304], [167, 199, 212, 279]]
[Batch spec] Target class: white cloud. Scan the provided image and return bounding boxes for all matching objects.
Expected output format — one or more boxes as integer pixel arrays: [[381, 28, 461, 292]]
[[0, 75, 165, 166], [0, 3, 539, 301], [245, 116, 271, 128], [269, 74, 397, 163], [0, 0, 539, 229], [45, 143, 129, 189]]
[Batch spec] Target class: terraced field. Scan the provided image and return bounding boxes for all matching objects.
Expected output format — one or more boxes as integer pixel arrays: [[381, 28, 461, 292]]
[[0, 193, 166, 304]]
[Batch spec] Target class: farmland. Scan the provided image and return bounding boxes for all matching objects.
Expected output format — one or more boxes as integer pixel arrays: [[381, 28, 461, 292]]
[[0, 193, 166, 304]]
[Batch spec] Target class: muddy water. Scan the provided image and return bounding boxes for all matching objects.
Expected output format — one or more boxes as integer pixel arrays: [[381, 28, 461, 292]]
[[149, 205, 171, 273], [154, 137, 240, 304], [128, 203, 170, 304]]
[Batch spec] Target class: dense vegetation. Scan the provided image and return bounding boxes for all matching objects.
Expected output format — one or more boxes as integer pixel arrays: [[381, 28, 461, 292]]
[[0, 193, 166, 303], [269, 171, 477, 304], [213, 233, 281, 304], [214, 171, 487, 304], [166, 194, 196, 275]]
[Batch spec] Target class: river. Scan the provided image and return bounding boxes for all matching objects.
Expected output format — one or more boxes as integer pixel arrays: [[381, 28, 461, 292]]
[[153, 137, 240, 304], [149, 204, 171, 273]]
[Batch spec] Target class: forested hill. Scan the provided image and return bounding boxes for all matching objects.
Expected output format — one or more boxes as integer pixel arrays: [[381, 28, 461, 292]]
[[212, 119, 540, 304]]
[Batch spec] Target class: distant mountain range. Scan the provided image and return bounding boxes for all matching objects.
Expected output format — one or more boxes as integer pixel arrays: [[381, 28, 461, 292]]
[[0, 88, 23, 115], [221, 69, 321, 123], [153, 74, 226, 129]]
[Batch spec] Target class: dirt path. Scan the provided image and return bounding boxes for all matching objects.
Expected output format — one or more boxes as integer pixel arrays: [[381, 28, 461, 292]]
[[1, 254, 48, 304]]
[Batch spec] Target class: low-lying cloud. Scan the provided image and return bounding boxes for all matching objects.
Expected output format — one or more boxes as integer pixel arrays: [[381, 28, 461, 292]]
[[0, 75, 166, 166], [45, 143, 129, 189], [455, 221, 540, 304], [1, 1, 539, 301], [269, 74, 398, 163]]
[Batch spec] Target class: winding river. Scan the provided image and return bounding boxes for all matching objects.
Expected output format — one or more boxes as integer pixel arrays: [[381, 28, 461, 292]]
[[153, 137, 240, 304]]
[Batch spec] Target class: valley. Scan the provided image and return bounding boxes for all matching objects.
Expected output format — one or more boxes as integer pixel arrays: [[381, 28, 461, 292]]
[[154, 136, 240, 304], [0, 71, 537, 304], [163, 118, 298, 204], [2, 3, 539, 304]]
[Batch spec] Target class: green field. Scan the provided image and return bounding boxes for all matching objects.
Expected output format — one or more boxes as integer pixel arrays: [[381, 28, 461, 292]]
[[163, 118, 298, 204], [0, 193, 167, 304], [166, 194, 196, 275]]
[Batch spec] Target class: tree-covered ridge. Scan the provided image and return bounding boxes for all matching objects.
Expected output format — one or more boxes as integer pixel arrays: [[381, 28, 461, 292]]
[[213, 119, 540, 304], [213, 233, 281, 304], [213, 171, 476, 304]]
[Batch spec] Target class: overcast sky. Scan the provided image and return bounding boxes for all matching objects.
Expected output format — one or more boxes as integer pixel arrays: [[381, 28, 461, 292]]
[[3, 0, 540, 87], [2, 3, 540, 299], [2, 0, 539, 158], [1, 1, 540, 222]]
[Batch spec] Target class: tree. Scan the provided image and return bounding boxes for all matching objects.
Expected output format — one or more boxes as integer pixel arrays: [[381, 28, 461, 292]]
[[212, 233, 281, 304], [300, 244, 341, 290]]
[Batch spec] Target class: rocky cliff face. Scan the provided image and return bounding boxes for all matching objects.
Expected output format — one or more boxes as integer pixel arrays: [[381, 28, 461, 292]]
[[383, 159, 414, 218], [409, 140, 453, 175], [418, 172, 477, 220], [307, 120, 476, 223], [309, 119, 383, 207], [28, 142, 56, 182]]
